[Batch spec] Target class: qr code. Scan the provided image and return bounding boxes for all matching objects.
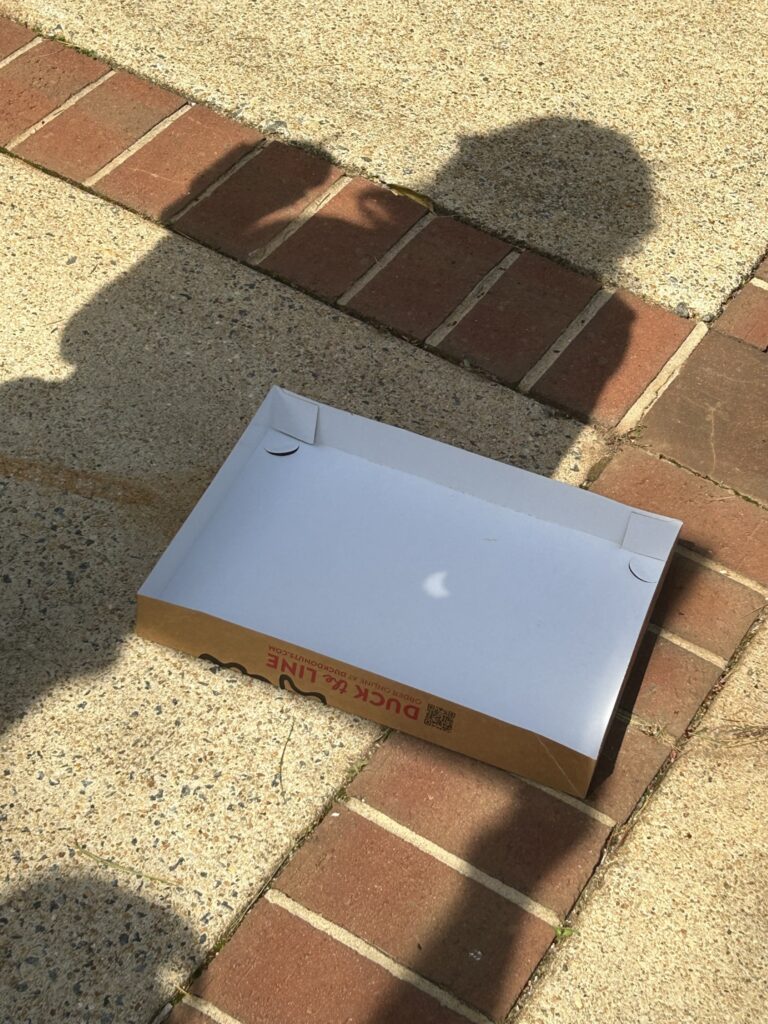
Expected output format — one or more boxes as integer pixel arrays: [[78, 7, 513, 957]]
[[424, 703, 455, 732]]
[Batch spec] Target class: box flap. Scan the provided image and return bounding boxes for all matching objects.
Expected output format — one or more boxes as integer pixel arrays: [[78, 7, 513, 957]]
[[621, 511, 679, 584], [271, 389, 318, 444], [622, 511, 679, 559]]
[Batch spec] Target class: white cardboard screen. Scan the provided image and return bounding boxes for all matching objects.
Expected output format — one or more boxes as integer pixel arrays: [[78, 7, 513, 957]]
[[141, 387, 681, 760]]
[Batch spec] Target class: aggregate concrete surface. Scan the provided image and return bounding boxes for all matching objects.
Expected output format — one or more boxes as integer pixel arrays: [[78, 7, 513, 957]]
[[0, 154, 602, 1022], [5, 0, 768, 316]]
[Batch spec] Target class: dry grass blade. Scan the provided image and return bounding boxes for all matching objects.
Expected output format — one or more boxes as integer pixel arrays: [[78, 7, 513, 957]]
[[278, 719, 295, 802]]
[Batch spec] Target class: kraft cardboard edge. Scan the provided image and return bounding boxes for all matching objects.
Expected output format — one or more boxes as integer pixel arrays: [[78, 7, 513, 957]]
[[135, 595, 596, 798]]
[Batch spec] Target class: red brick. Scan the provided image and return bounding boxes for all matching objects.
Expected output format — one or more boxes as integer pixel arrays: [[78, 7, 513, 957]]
[[96, 105, 263, 221], [532, 290, 691, 426], [0, 39, 107, 145], [439, 251, 599, 384], [755, 260, 768, 283], [592, 447, 768, 587], [0, 17, 35, 59], [651, 554, 763, 659], [191, 898, 466, 1024], [620, 631, 720, 738], [262, 177, 425, 300], [348, 732, 608, 918], [276, 805, 553, 1021], [347, 217, 512, 340], [175, 141, 342, 260], [641, 331, 768, 503], [587, 723, 670, 824], [716, 284, 768, 351], [13, 71, 183, 182]]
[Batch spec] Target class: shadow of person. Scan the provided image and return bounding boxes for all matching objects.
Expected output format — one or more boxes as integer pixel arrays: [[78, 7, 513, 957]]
[[426, 118, 657, 417], [1, 115, 663, 1023], [432, 117, 655, 287], [353, 120, 662, 1022], [0, 144, 347, 739], [1, 145, 355, 1024], [0, 870, 198, 1023]]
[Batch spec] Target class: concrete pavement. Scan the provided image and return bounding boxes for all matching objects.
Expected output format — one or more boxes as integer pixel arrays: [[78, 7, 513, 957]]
[[5, 0, 768, 316], [1, 15, 766, 1020]]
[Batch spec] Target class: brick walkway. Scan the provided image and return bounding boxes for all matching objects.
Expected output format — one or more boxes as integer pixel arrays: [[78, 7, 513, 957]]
[[1, 19, 766, 1024]]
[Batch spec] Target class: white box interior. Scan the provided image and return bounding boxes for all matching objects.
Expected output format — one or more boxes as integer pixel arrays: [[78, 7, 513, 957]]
[[141, 387, 681, 761]]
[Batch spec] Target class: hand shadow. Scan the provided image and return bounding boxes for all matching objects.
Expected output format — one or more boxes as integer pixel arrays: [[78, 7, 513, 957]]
[[1, 115, 665, 1023]]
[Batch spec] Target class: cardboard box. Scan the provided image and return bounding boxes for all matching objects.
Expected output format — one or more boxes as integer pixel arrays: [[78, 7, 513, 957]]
[[136, 387, 681, 797]]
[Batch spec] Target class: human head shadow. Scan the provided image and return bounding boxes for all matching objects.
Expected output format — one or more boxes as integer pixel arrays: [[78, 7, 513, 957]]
[[1, 115, 670, 1022], [432, 117, 655, 283], [0, 870, 198, 1023]]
